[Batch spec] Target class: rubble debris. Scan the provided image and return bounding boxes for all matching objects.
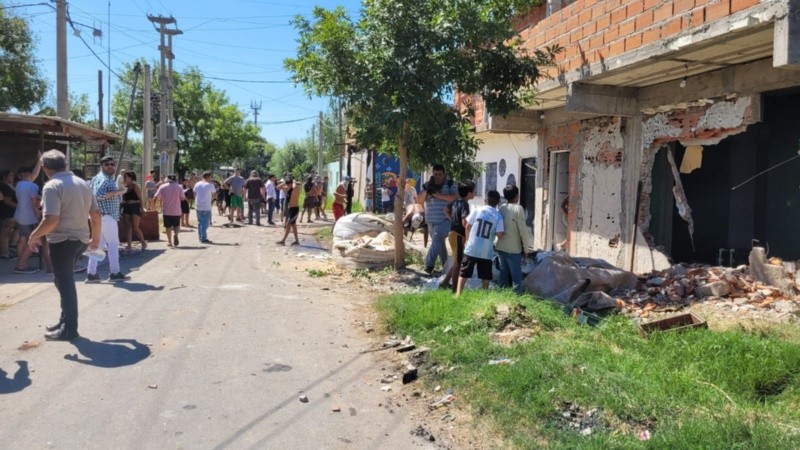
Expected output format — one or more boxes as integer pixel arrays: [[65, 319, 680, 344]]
[[554, 402, 608, 436], [666, 149, 695, 250], [299, 395, 309, 403], [402, 365, 418, 384], [639, 313, 708, 337], [430, 390, 456, 409], [410, 426, 436, 442], [523, 253, 638, 299], [749, 247, 795, 296]]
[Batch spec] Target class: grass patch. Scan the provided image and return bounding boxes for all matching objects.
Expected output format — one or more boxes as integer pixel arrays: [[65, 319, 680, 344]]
[[306, 268, 329, 278], [377, 290, 800, 449]]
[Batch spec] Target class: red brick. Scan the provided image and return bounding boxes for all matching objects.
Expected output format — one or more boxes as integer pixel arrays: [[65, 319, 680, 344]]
[[570, 29, 582, 43], [578, 8, 592, 25], [591, 3, 606, 20], [594, 44, 610, 60], [603, 25, 621, 43], [674, 0, 696, 14], [653, 3, 674, 22], [705, 1, 731, 21], [589, 34, 604, 49], [626, 1, 645, 16], [583, 0, 598, 8], [625, 33, 643, 51], [641, 26, 662, 45], [609, 38, 626, 55], [635, 10, 654, 30], [596, 12, 611, 30], [582, 21, 597, 37], [567, 14, 580, 33], [610, 6, 626, 24], [731, 0, 759, 13], [618, 18, 635, 36], [690, 9, 705, 26], [661, 17, 683, 37], [644, 0, 661, 10]]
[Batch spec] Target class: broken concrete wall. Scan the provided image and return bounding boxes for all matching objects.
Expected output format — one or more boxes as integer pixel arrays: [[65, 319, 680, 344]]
[[638, 94, 761, 254], [573, 117, 627, 268]]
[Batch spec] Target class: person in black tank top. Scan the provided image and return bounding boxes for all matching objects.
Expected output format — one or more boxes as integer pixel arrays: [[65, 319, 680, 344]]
[[122, 172, 147, 251]]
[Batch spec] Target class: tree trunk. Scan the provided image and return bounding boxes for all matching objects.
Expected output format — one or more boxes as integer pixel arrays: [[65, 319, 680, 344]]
[[394, 123, 408, 270]]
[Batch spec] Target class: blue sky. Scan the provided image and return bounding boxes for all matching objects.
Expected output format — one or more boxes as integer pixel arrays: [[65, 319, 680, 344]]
[[16, 0, 363, 146]]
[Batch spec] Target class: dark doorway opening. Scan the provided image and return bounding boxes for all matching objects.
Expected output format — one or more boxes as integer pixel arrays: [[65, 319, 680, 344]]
[[520, 157, 537, 228], [649, 90, 800, 265]]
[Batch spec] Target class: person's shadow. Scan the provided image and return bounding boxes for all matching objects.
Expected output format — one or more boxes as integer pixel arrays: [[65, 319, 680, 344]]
[[64, 338, 150, 368], [0, 361, 32, 394]]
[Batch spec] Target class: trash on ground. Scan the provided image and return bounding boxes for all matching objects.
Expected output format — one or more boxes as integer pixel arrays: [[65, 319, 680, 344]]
[[488, 358, 515, 365], [299, 395, 309, 403]]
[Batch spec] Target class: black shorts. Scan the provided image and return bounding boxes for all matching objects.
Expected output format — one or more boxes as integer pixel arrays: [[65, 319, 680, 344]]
[[286, 207, 300, 225], [122, 202, 141, 216], [181, 200, 190, 214], [163, 215, 180, 228], [460, 255, 493, 280]]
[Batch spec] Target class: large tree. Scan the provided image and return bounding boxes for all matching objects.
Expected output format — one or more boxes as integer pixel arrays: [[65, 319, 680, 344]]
[[111, 62, 264, 173], [285, 0, 557, 269], [0, 7, 47, 111]]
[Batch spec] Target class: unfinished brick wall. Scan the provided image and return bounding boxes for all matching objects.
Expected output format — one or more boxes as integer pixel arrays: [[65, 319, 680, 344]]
[[638, 94, 760, 241], [519, 0, 762, 76]]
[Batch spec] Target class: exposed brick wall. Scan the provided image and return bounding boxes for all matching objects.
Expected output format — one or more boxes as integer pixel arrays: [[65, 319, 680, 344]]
[[519, 0, 762, 77], [543, 120, 583, 251]]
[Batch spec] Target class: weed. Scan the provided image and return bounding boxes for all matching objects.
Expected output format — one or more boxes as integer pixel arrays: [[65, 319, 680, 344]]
[[377, 290, 800, 448], [350, 268, 371, 279], [306, 269, 328, 278]]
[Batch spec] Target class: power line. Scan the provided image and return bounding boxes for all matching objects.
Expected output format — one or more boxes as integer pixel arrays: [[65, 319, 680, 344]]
[[259, 115, 317, 125], [204, 75, 292, 84]]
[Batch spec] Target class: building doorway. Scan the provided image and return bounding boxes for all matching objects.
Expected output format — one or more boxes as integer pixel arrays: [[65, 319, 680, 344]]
[[548, 151, 569, 251]]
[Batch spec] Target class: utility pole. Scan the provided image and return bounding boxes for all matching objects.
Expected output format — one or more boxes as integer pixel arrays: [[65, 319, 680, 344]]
[[98, 70, 104, 130], [338, 98, 344, 181], [250, 101, 262, 125], [318, 111, 323, 175], [148, 15, 182, 176], [143, 64, 153, 185], [56, 0, 68, 119]]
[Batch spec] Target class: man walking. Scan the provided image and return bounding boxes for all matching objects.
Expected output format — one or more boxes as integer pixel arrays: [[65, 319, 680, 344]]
[[193, 171, 216, 243], [28, 150, 101, 340], [13, 158, 44, 274], [154, 175, 186, 247], [86, 156, 129, 283], [224, 168, 245, 223], [496, 185, 533, 294], [243, 170, 265, 226], [417, 164, 458, 276], [276, 177, 301, 246], [265, 174, 277, 226]]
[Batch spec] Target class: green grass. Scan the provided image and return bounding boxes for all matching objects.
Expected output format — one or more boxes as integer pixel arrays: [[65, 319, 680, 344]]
[[377, 290, 800, 449]]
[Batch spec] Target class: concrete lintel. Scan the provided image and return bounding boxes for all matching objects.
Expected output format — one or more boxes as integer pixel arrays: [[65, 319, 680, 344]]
[[638, 58, 796, 112], [566, 83, 638, 117], [774, 0, 800, 69], [474, 109, 542, 135]]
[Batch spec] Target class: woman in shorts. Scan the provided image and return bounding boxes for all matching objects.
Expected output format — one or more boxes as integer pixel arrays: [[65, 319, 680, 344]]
[[121, 172, 147, 251]]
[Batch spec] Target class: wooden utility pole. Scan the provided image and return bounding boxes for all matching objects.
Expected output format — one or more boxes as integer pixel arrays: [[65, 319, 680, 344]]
[[56, 0, 68, 119], [318, 111, 324, 175]]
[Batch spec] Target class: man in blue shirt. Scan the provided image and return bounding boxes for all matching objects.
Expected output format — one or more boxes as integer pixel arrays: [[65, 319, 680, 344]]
[[455, 190, 504, 297], [86, 156, 129, 282], [417, 164, 458, 275]]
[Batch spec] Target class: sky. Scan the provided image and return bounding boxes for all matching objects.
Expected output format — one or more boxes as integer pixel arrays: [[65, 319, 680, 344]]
[[13, 0, 363, 146]]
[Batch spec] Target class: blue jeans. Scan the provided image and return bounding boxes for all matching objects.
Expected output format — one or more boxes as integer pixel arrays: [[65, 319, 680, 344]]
[[196, 210, 211, 241], [425, 221, 450, 270], [497, 250, 523, 294], [50, 239, 87, 333], [267, 198, 276, 223]]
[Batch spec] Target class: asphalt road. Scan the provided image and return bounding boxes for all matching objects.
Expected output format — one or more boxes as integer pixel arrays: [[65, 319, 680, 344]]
[[0, 216, 434, 449]]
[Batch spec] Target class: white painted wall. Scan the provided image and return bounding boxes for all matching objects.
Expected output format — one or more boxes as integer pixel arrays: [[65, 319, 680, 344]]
[[470, 133, 538, 205]]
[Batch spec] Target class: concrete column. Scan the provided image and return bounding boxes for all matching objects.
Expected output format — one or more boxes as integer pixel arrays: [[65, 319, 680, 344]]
[[621, 114, 643, 272], [774, 0, 800, 69], [533, 131, 547, 250]]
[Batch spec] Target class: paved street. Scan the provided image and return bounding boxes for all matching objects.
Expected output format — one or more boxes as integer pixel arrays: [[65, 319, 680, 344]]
[[0, 218, 431, 449]]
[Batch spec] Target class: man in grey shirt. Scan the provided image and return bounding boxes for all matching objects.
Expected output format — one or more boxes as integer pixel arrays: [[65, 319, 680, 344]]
[[224, 168, 245, 223], [29, 150, 102, 341]]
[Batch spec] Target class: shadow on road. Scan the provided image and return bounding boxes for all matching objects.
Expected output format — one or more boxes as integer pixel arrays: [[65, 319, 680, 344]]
[[0, 361, 32, 394], [64, 338, 150, 368], [112, 282, 165, 292]]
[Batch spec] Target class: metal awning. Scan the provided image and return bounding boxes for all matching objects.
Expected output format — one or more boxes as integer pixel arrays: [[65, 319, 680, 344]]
[[0, 112, 119, 145]]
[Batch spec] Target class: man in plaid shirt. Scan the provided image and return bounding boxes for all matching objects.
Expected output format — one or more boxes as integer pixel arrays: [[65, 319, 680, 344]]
[[86, 156, 129, 282]]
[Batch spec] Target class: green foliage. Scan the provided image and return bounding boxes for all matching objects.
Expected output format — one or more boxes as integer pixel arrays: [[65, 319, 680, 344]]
[[377, 291, 800, 448], [285, 0, 558, 177], [306, 269, 329, 278], [0, 8, 47, 112], [270, 137, 316, 179], [110, 62, 266, 172], [350, 268, 370, 279]]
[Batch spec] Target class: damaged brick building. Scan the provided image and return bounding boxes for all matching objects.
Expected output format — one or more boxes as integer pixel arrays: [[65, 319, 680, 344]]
[[461, 0, 800, 273]]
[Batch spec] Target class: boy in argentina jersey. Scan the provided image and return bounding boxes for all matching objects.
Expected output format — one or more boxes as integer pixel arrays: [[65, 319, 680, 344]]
[[456, 190, 505, 297]]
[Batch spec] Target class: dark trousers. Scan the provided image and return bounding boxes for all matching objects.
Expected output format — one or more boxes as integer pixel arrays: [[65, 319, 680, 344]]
[[267, 198, 276, 223], [248, 199, 262, 225], [50, 239, 87, 333]]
